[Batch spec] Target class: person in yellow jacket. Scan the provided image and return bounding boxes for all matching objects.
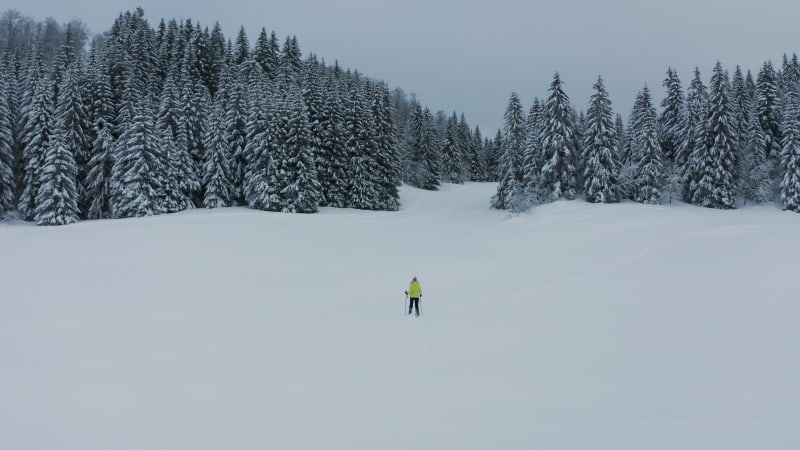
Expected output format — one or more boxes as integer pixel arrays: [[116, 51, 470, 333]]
[[405, 276, 422, 316]]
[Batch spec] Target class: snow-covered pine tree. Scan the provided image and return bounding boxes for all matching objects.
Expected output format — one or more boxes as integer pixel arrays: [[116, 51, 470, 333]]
[[440, 113, 465, 184], [0, 75, 15, 216], [691, 62, 737, 209], [521, 98, 544, 198], [491, 92, 526, 210], [421, 107, 441, 190], [157, 65, 196, 212], [405, 103, 440, 190], [680, 68, 710, 202], [179, 33, 209, 203], [52, 64, 89, 217], [368, 82, 401, 210], [756, 61, 782, 160], [242, 93, 272, 210], [34, 74, 83, 226], [343, 82, 383, 210], [202, 98, 233, 208], [539, 74, 578, 202], [278, 35, 303, 85], [83, 48, 116, 219], [253, 28, 279, 80], [317, 73, 349, 207], [18, 74, 54, 220], [233, 26, 249, 65], [218, 65, 247, 204], [110, 75, 168, 218], [659, 67, 685, 162], [470, 125, 487, 182], [265, 87, 320, 213], [583, 76, 620, 203], [779, 90, 800, 212], [743, 107, 774, 203], [488, 130, 503, 182], [630, 86, 664, 204]]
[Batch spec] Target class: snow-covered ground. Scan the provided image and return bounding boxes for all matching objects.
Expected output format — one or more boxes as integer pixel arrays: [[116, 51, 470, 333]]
[[2, 182, 799, 450]]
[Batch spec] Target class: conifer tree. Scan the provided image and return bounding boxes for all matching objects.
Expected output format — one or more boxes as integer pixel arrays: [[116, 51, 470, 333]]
[[233, 26, 249, 65], [743, 108, 774, 203], [630, 86, 663, 204], [218, 65, 248, 204], [405, 103, 439, 190], [368, 82, 401, 210], [202, 99, 233, 208], [110, 79, 167, 218], [659, 67, 685, 162], [691, 62, 737, 209], [242, 94, 272, 210], [521, 99, 544, 196], [318, 74, 348, 207], [756, 61, 782, 160], [253, 28, 279, 78], [18, 76, 54, 220], [440, 113, 465, 184], [470, 125, 487, 182], [583, 76, 620, 203], [0, 77, 15, 215], [680, 68, 709, 202], [780, 91, 800, 212], [539, 74, 578, 202], [491, 92, 527, 210], [265, 89, 320, 212], [53, 65, 89, 216], [344, 83, 381, 210]]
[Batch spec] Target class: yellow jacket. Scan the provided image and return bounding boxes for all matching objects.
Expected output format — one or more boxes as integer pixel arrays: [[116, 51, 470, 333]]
[[408, 280, 422, 298]]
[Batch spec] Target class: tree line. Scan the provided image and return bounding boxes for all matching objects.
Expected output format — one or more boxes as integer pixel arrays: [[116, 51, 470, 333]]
[[492, 58, 800, 213], [0, 8, 495, 225]]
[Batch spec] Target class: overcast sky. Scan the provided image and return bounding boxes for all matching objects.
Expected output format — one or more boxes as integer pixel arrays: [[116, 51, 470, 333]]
[[6, 0, 800, 133]]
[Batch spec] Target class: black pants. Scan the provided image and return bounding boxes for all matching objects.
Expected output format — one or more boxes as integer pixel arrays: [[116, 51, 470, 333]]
[[408, 297, 420, 316]]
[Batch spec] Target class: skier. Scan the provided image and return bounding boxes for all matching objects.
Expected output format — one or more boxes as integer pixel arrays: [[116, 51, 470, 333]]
[[405, 276, 422, 316]]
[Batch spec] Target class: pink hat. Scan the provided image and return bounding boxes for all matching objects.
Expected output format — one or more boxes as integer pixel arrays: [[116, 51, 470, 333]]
[[412, 276, 417, 281]]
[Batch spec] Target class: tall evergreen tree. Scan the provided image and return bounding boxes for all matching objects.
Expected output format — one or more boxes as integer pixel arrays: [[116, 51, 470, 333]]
[[583, 76, 619, 203], [253, 28, 279, 78], [110, 77, 168, 218], [756, 61, 782, 160], [34, 74, 83, 226], [18, 75, 54, 220], [743, 106, 774, 203], [779, 91, 800, 212], [630, 86, 663, 204], [680, 68, 710, 202], [440, 113, 465, 184], [265, 89, 320, 212], [691, 62, 737, 209], [521, 98, 544, 196], [233, 26, 249, 65], [53, 65, 89, 216], [491, 92, 526, 209], [405, 102, 439, 190], [368, 82, 401, 210], [202, 98, 233, 208], [539, 73, 578, 202], [317, 74, 348, 207], [659, 67, 685, 162], [344, 83, 382, 210], [0, 75, 15, 215]]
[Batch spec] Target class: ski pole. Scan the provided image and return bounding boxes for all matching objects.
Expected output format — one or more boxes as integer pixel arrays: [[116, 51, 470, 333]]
[[404, 291, 408, 316]]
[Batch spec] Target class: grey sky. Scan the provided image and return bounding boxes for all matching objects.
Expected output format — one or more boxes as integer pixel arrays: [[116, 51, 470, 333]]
[[7, 0, 800, 133]]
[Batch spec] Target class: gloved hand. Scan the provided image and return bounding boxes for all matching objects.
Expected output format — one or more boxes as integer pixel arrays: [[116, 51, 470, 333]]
[[404, 291, 408, 295]]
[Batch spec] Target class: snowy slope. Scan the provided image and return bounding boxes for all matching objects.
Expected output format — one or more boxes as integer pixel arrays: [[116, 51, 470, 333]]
[[2, 183, 799, 450]]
